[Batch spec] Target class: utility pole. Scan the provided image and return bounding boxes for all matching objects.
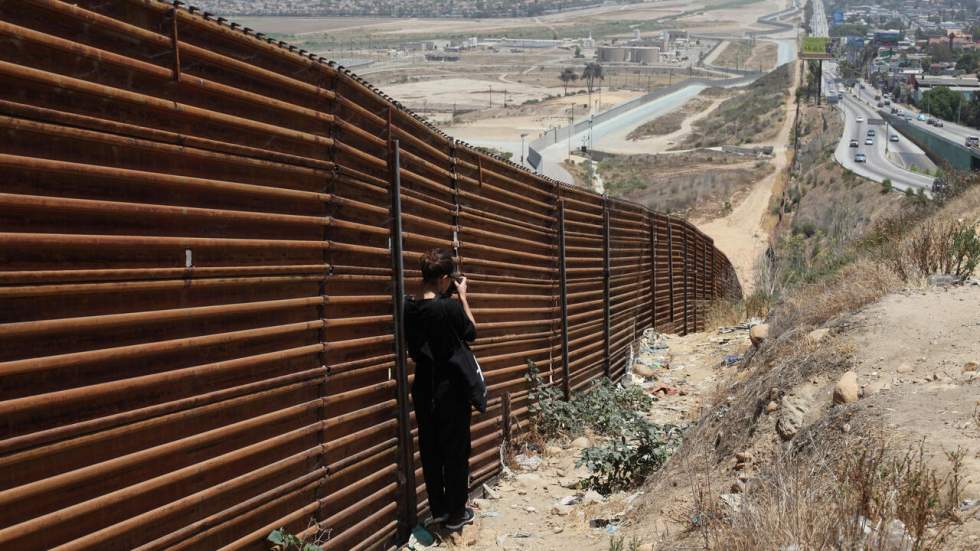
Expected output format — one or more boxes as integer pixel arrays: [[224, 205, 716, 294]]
[[567, 104, 574, 161], [489, 85, 493, 107], [520, 133, 528, 164]]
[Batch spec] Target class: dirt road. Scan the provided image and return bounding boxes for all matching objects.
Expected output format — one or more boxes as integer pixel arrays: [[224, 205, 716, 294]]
[[697, 62, 797, 294]]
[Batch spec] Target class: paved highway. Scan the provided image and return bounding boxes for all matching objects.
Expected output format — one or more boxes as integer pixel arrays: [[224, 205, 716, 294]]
[[810, 0, 829, 38], [834, 91, 935, 192], [852, 82, 980, 148], [819, 60, 934, 192]]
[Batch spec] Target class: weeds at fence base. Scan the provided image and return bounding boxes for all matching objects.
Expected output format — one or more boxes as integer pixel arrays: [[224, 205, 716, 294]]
[[267, 524, 327, 551], [525, 360, 686, 495]]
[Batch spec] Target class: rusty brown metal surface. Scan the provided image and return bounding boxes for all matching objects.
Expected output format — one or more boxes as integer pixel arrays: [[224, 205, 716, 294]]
[[0, 1, 742, 549]]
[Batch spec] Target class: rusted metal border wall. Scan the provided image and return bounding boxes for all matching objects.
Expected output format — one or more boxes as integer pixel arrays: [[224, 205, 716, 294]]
[[0, 1, 742, 549]]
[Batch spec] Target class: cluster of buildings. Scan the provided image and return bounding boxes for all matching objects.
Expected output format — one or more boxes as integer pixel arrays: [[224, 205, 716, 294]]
[[594, 30, 690, 65], [407, 29, 689, 67], [194, 0, 628, 17], [831, 1, 980, 103]]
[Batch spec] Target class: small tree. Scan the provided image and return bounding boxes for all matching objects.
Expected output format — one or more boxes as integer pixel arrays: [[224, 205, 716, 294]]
[[582, 62, 604, 104], [559, 67, 578, 95], [881, 178, 893, 193]]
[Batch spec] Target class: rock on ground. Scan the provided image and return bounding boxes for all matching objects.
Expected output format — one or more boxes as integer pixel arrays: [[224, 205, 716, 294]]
[[833, 371, 859, 405]]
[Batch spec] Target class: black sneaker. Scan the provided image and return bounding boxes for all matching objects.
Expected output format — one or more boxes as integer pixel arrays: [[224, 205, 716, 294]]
[[424, 512, 449, 527], [444, 507, 475, 530]]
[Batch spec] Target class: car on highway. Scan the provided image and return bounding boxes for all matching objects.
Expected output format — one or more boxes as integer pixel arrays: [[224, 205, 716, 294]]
[[865, 137, 874, 145], [966, 136, 979, 148], [850, 139, 859, 147], [855, 153, 867, 163], [877, 101, 884, 107], [856, 116, 865, 123], [935, 120, 944, 127], [867, 129, 875, 136], [890, 107, 899, 114], [917, 113, 927, 121], [890, 134, 899, 142]]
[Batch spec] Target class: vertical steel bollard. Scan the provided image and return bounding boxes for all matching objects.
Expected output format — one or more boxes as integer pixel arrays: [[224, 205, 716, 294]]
[[682, 226, 690, 335], [649, 216, 656, 332], [389, 139, 417, 540], [601, 196, 611, 378], [666, 218, 676, 330], [502, 392, 512, 448], [558, 199, 571, 400]]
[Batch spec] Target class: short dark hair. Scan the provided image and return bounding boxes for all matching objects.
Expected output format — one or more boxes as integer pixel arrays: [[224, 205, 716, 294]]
[[420, 248, 454, 283]]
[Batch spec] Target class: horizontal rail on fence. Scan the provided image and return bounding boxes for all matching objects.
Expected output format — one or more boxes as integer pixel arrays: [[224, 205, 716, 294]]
[[0, 1, 742, 549]]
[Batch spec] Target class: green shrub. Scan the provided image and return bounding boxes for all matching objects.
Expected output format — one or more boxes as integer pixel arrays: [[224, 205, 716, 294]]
[[578, 422, 684, 494], [881, 178, 893, 194], [526, 361, 683, 494], [526, 361, 653, 440]]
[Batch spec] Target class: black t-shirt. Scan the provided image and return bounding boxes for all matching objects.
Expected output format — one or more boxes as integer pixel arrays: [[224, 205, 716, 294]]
[[404, 294, 476, 400]]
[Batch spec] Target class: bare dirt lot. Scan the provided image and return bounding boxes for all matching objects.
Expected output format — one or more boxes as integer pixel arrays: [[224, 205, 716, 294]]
[[713, 39, 779, 72], [442, 89, 643, 142], [626, 93, 720, 141], [565, 150, 774, 220]]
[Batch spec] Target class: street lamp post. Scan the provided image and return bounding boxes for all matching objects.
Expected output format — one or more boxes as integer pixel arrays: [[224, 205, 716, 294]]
[[567, 104, 574, 161], [588, 114, 594, 152]]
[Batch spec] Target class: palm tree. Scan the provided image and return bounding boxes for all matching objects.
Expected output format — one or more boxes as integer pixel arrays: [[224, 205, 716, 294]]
[[559, 67, 578, 96], [581, 62, 604, 105]]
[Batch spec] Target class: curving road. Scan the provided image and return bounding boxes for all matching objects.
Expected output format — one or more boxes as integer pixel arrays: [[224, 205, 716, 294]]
[[532, 18, 800, 181], [834, 92, 934, 192], [852, 81, 980, 148]]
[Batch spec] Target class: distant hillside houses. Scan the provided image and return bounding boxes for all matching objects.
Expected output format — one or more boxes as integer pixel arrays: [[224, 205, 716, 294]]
[[190, 0, 636, 18]]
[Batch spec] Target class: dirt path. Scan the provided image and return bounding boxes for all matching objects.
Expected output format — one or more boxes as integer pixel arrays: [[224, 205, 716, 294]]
[[407, 328, 755, 550], [703, 40, 729, 66], [696, 63, 798, 294]]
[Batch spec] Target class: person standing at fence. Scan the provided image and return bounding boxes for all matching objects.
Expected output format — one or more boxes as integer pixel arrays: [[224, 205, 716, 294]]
[[404, 248, 478, 530]]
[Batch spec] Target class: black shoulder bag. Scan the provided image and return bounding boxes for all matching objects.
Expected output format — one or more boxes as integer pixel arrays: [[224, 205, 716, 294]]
[[447, 321, 487, 414]]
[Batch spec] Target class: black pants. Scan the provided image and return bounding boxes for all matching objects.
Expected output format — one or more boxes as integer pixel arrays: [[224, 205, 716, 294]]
[[414, 380, 472, 518]]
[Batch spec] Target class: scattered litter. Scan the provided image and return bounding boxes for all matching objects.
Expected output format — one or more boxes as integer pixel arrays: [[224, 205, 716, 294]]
[[605, 524, 619, 534], [480, 511, 500, 518], [719, 317, 761, 333], [511, 530, 532, 538], [558, 494, 582, 506], [722, 354, 742, 367], [514, 453, 542, 471], [650, 383, 684, 396], [589, 516, 621, 529]]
